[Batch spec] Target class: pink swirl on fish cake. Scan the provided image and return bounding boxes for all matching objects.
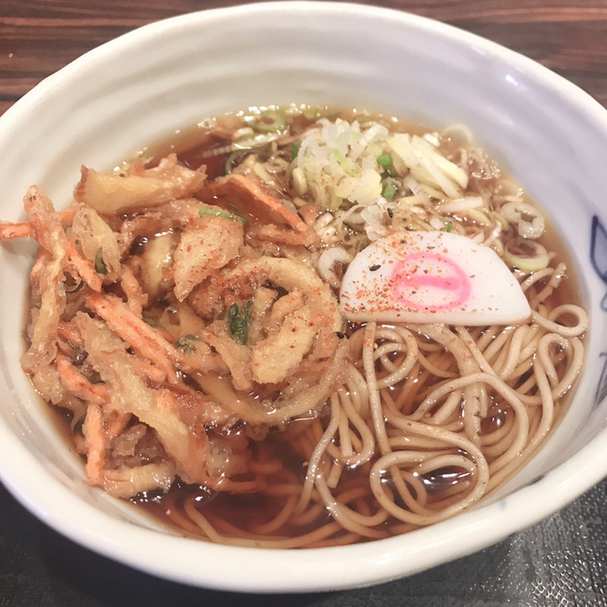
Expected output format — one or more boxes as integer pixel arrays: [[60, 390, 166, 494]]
[[390, 251, 472, 312]]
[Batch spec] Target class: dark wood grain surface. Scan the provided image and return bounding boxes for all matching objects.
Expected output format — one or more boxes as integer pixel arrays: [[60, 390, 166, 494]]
[[2, 1, 607, 605], [3, 0, 607, 118]]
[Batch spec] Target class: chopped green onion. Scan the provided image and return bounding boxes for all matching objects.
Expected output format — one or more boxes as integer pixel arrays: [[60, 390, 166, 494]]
[[329, 194, 343, 211], [224, 150, 248, 174], [199, 204, 246, 225], [95, 248, 107, 275], [228, 204, 248, 225], [175, 335, 198, 353], [378, 153, 398, 177], [246, 110, 286, 133], [382, 183, 396, 201], [302, 107, 320, 119], [227, 300, 253, 345], [292, 141, 302, 159], [332, 149, 356, 176], [445, 222, 452, 233]]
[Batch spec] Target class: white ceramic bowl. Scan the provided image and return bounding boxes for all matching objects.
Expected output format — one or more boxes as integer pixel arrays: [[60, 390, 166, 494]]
[[1, 1, 607, 593]]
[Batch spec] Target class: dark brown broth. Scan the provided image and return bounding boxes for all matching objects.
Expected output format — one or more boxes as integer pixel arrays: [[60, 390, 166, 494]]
[[37, 104, 586, 543]]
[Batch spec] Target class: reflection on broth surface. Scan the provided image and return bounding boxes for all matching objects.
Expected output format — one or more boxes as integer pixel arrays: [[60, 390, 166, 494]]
[[0, 104, 588, 547]]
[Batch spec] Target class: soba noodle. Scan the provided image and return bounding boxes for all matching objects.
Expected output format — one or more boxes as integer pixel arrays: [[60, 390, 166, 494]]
[[0, 104, 587, 547]]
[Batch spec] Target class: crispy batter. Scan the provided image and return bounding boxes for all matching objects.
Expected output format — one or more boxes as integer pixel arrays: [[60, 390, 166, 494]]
[[203, 173, 319, 246], [9, 162, 344, 500], [172, 213, 244, 301], [74, 154, 206, 213]]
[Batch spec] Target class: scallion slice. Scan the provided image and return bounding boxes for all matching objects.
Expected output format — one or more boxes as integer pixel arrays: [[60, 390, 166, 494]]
[[227, 300, 253, 345], [199, 204, 246, 225], [382, 183, 396, 201], [95, 248, 107, 275], [503, 238, 549, 271], [246, 110, 286, 133]]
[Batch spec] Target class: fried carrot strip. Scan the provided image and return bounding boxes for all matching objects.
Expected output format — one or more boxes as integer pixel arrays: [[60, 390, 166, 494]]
[[0, 208, 77, 241], [120, 266, 148, 317], [56, 352, 110, 405], [66, 244, 103, 292], [86, 292, 226, 379], [131, 358, 167, 384], [0, 221, 31, 240], [82, 407, 130, 488], [58, 320, 84, 347], [85, 292, 181, 383], [83, 404, 106, 486], [74, 312, 213, 486], [103, 409, 132, 440], [24, 186, 67, 256], [21, 186, 102, 292]]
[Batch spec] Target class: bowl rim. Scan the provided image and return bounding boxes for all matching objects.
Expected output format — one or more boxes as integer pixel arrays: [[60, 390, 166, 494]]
[[1, 0, 607, 593]]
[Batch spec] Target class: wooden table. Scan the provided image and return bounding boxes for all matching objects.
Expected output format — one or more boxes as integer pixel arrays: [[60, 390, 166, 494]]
[[3, 0, 607, 118], [2, 2, 607, 605]]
